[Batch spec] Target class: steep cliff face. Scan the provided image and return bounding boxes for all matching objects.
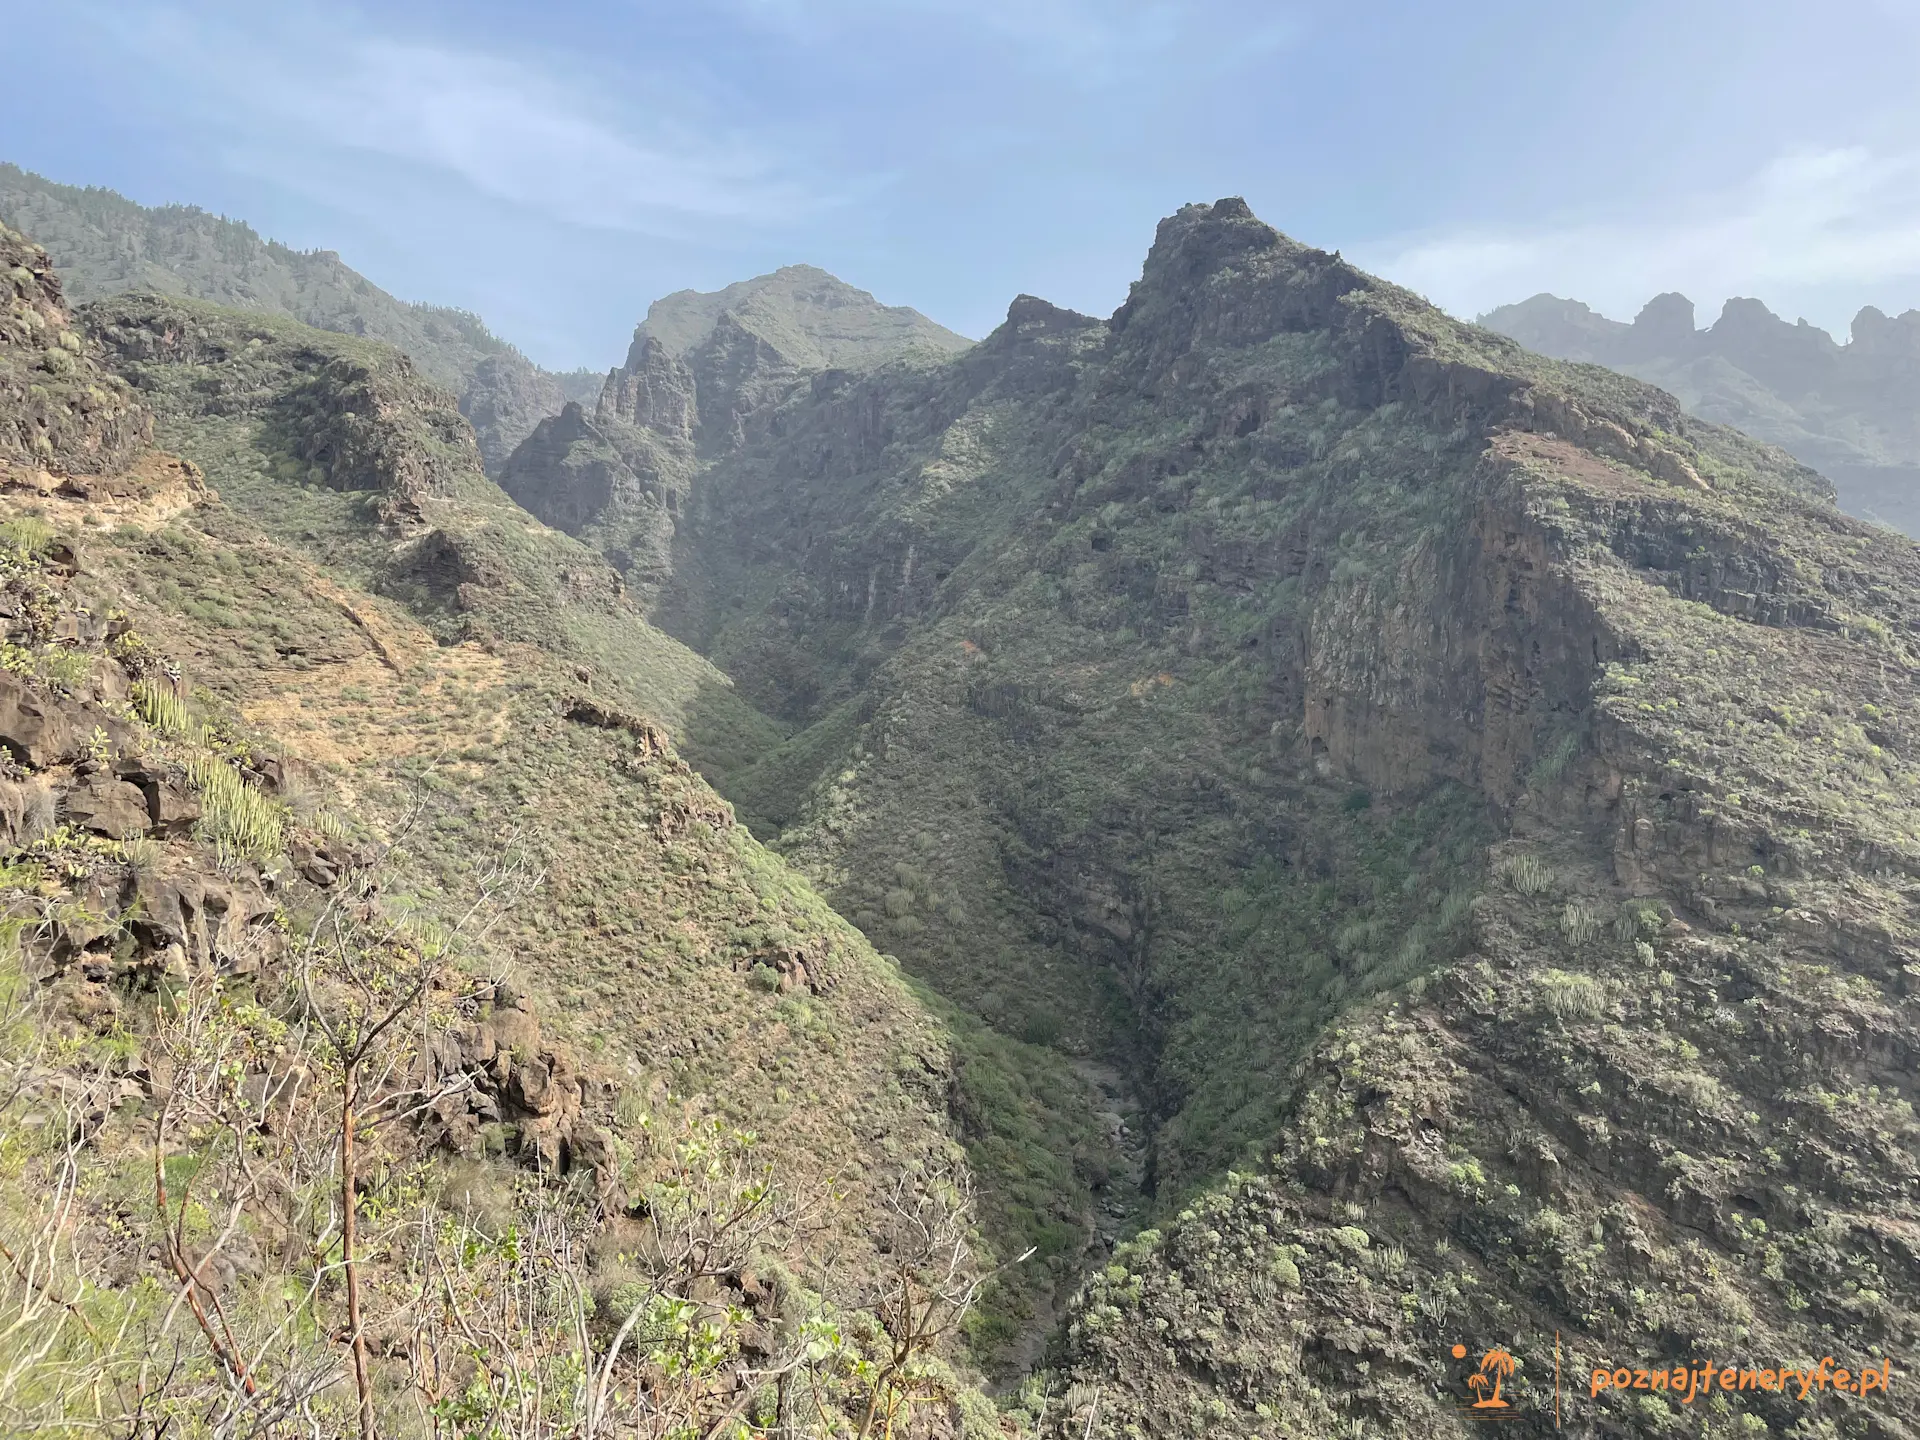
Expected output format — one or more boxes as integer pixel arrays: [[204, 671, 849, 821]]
[[497, 400, 679, 603], [496, 265, 973, 583], [1484, 286, 1920, 536], [613, 200, 1920, 1434]]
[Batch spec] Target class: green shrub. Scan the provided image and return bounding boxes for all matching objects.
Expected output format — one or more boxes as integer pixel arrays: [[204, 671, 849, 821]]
[[0, 517, 54, 557], [119, 835, 163, 875], [132, 681, 197, 739], [187, 756, 286, 865], [1494, 852, 1555, 896], [1435, 887, 1475, 935], [34, 647, 92, 692], [1528, 730, 1581, 787], [1559, 902, 1603, 944], [1614, 900, 1662, 941], [1534, 968, 1607, 1019], [1020, 1010, 1063, 1047]]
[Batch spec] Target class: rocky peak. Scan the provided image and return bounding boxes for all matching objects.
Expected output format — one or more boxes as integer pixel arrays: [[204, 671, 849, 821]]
[[1629, 290, 1697, 350], [994, 294, 1100, 340], [1110, 197, 1296, 334], [1850, 303, 1920, 358], [1477, 293, 1629, 363], [1706, 295, 1842, 398], [626, 263, 969, 372], [597, 334, 696, 444], [578, 263, 972, 474]]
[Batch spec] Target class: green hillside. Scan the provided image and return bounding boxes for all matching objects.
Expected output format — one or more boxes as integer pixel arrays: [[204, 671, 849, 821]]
[[6, 183, 1920, 1438], [514, 198, 1920, 1437], [0, 162, 600, 471]]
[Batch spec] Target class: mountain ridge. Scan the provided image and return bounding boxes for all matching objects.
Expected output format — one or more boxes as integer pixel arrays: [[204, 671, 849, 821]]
[[506, 196, 1920, 1434], [7, 175, 1920, 1436], [0, 161, 602, 472], [1483, 286, 1920, 534]]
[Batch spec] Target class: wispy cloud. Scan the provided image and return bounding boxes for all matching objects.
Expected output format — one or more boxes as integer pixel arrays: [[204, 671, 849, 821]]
[[89, 3, 825, 235], [732, 0, 1295, 86], [1357, 147, 1920, 328]]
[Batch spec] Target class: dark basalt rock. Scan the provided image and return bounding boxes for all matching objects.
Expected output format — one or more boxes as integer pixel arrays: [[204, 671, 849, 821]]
[[66, 776, 150, 838], [0, 670, 74, 768]]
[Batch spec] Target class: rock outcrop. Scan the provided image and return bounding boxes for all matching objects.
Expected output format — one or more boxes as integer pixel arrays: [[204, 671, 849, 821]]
[[492, 264, 973, 588], [0, 222, 150, 477], [498, 402, 677, 601]]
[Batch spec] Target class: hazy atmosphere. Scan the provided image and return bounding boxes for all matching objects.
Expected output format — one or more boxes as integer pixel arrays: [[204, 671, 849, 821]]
[[4, 5, 1920, 1437], [9, 0, 1920, 365]]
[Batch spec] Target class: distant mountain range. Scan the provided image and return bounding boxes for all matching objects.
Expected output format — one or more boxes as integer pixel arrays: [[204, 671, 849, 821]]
[[0, 162, 602, 471], [1482, 290, 1920, 534]]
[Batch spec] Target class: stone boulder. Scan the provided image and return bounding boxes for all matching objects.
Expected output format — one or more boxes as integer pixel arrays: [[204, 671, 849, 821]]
[[0, 670, 75, 767], [66, 776, 150, 838], [132, 868, 275, 974]]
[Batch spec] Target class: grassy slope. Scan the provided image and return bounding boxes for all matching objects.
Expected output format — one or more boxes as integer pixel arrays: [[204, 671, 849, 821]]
[[0, 232, 1045, 1432], [0, 163, 600, 468], [76, 288, 1101, 1374]]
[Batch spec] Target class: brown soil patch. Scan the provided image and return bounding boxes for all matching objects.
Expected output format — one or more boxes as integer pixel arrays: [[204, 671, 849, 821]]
[[1491, 430, 1654, 498], [238, 580, 514, 777], [0, 448, 213, 527]]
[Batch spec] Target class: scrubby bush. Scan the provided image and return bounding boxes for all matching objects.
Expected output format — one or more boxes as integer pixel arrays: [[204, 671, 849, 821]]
[[187, 754, 286, 864], [1559, 901, 1603, 944], [1495, 852, 1555, 895], [132, 679, 197, 739], [1534, 968, 1607, 1019]]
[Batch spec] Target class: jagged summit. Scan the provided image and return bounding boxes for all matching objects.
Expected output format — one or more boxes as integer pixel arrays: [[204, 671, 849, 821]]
[[1484, 283, 1920, 531]]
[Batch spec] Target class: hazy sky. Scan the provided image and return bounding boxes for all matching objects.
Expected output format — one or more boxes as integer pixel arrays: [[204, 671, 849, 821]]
[[7, 0, 1920, 368]]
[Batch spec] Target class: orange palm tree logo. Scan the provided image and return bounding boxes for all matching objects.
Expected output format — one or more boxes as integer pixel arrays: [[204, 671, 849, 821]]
[[1467, 1348, 1516, 1408]]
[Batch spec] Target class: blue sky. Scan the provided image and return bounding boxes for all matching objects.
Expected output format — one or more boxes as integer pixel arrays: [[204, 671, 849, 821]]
[[6, 0, 1920, 369]]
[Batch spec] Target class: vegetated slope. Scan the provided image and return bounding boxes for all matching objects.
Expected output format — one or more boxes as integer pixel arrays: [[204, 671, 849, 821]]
[[71, 279, 1102, 1382], [71, 283, 969, 1204], [634, 264, 971, 371], [553, 200, 1918, 1436], [1483, 288, 1920, 536], [0, 161, 601, 471], [0, 215, 1100, 1434]]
